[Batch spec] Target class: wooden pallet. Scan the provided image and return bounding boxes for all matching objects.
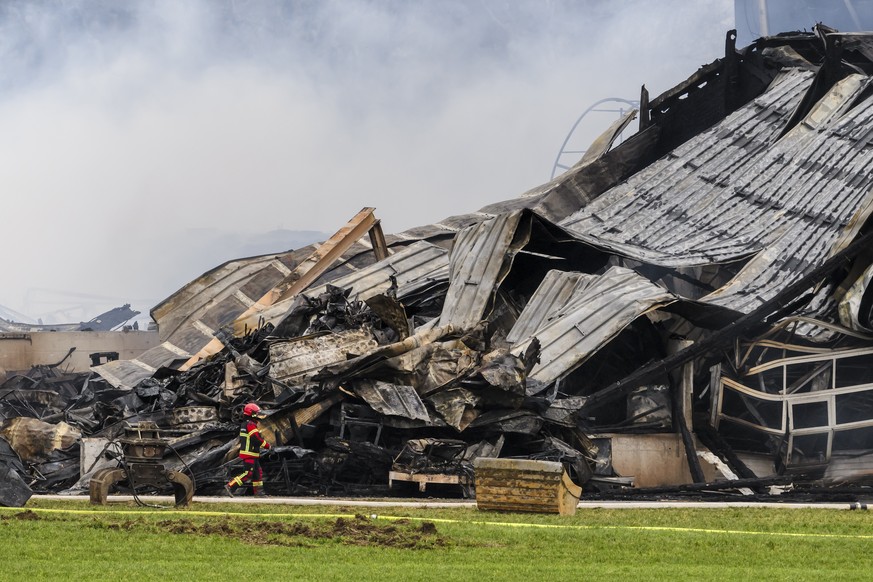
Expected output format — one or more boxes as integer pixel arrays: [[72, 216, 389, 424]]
[[388, 470, 471, 494]]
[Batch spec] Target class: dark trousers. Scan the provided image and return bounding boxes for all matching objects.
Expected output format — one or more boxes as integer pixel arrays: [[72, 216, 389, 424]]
[[227, 458, 264, 494]]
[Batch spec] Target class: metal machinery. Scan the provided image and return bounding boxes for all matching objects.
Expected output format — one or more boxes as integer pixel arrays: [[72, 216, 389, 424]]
[[89, 422, 194, 506]]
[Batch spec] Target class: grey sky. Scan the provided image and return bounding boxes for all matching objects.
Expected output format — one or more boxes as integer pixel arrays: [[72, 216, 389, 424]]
[[0, 0, 734, 324]]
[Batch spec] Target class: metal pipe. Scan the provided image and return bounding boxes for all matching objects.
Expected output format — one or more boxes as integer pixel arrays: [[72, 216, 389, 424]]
[[758, 0, 769, 37]]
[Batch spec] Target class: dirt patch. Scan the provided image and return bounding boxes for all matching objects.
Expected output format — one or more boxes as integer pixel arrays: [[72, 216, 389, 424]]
[[148, 514, 448, 549], [12, 510, 40, 521], [3, 510, 71, 523]]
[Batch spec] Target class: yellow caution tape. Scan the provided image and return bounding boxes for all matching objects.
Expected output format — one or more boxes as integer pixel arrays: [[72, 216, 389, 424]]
[[2, 505, 872, 540]]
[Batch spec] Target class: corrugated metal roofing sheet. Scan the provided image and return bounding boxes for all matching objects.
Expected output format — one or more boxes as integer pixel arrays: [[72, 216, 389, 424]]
[[353, 380, 431, 422], [510, 266, 675, 387], [702, 75, 873, 313], [559, 69, 873, 318], [258, 240, 449, 330], [152, 250, 306, 344], [95, 248, 313, 389], [92, 348, 178, 390], [560, 68, 816, 267], [505, 270, 596, 344], [269, 329, 379, 385], [297, 240, 448, 303], [437, 211, 526, 330]]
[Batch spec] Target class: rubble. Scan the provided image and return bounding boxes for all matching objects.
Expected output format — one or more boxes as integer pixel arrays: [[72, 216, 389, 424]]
[[3, 25, 873, 507]]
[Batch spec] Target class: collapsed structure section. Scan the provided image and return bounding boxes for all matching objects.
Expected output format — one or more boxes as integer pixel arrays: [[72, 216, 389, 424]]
[[3, 25, 873, 505]]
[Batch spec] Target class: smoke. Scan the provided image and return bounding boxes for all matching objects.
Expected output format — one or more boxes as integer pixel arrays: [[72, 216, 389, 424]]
[[0, 0, 733, 322]]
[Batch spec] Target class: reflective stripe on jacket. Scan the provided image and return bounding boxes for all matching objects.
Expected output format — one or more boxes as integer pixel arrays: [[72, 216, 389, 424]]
[[239, 419, 268, 459]]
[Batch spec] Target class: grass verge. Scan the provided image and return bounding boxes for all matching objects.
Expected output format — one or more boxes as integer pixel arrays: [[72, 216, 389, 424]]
[[3, 499, 872, 581]]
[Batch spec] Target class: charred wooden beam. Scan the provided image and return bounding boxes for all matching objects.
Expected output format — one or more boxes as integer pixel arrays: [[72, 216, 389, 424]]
[[693, 414, 766, 493], [638, 85, 650, 130], [672, 382, 706, 484], [724, 29, 740, 112]]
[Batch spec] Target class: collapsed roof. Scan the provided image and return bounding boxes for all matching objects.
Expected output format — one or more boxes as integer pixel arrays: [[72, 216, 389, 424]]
[[3, 25, 873, 505]]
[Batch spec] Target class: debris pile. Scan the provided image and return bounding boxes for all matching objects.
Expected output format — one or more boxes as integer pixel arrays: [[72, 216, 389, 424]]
[[3, 25, 873, 506]]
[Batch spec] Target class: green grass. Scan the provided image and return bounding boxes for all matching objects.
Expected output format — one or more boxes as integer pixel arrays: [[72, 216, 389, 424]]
[[3, 499, 873, 581]]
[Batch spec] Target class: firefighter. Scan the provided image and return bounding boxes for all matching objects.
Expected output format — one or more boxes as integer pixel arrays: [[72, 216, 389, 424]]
[[225, 402, 271, 497]]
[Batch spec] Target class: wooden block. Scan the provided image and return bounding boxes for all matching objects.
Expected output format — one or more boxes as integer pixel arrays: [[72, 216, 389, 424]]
[[473, 458, 581, 516]]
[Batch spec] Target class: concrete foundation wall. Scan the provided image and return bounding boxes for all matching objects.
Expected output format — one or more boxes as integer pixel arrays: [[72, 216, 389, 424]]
[[0, 331, 160, 373], [600, 433, 721, 488]]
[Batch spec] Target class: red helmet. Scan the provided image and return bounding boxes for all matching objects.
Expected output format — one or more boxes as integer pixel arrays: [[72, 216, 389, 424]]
[[243, 403, 262, 417]]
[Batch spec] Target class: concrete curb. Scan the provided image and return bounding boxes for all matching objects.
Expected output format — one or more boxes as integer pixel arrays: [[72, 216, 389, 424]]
[[29, 494, 864, 510]]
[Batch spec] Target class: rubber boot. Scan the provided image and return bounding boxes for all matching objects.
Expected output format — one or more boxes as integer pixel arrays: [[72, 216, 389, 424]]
[[253, 486, 266, 497], [222, 485, 234, 497]]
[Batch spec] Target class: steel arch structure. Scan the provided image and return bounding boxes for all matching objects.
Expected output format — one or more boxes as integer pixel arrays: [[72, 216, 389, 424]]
[[550, 97, 640, 180]]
